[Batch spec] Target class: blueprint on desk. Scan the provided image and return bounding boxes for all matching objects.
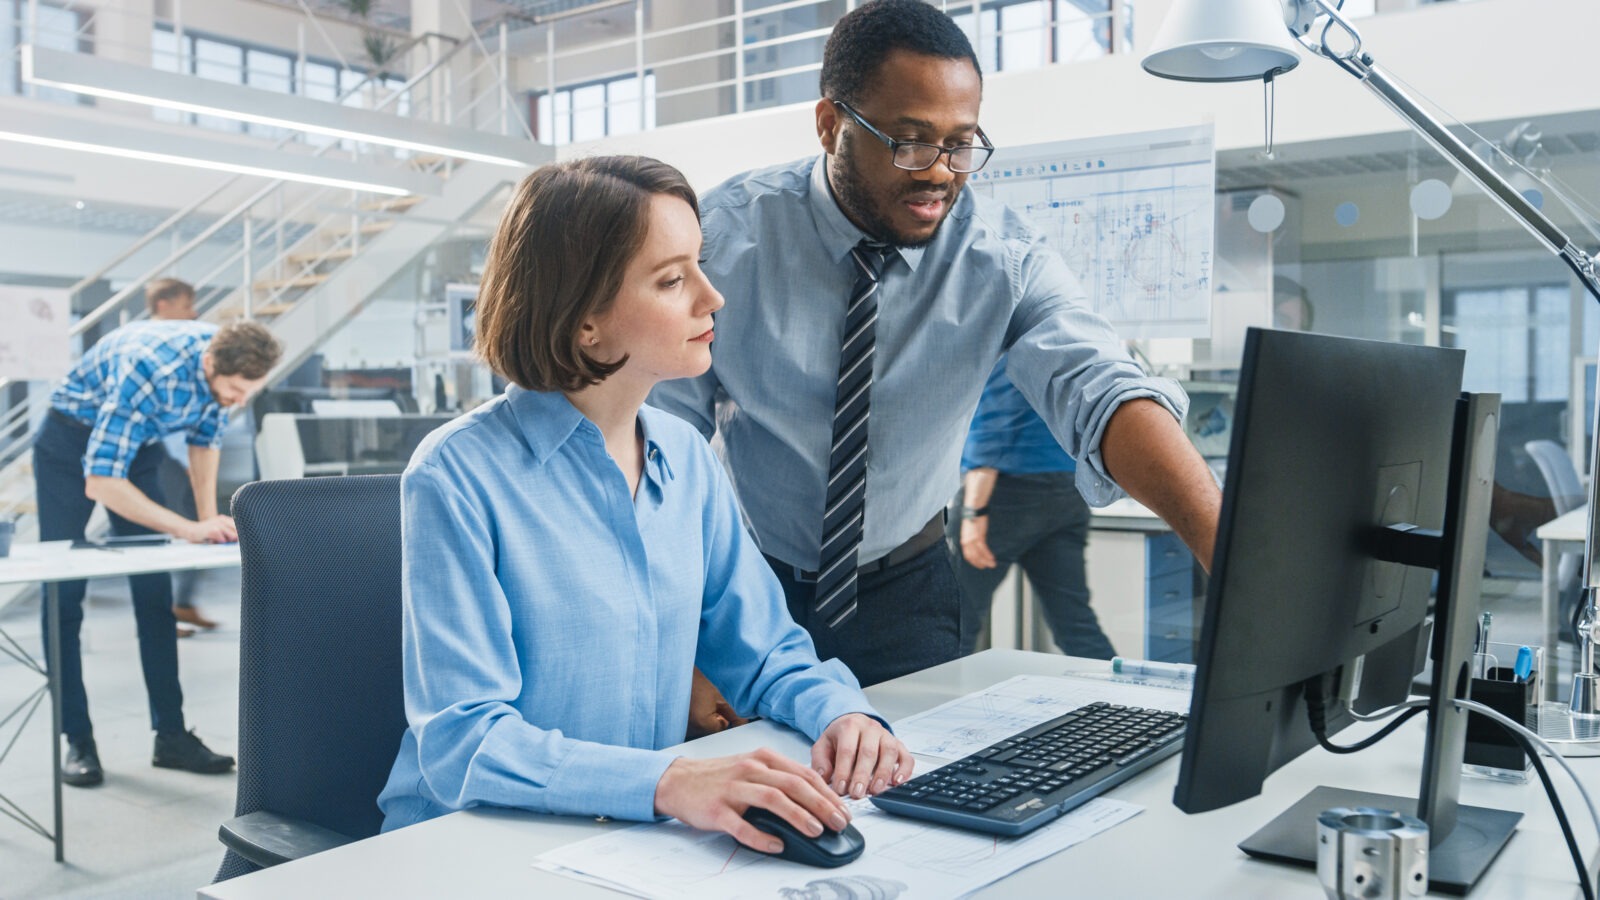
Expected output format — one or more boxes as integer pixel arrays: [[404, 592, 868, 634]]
[[968, 123, 1215, 340]]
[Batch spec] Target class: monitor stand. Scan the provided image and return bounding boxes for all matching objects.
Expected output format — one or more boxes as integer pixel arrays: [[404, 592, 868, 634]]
[[1243, 394, 1520, 895], [1239, 785, 1521, 895]]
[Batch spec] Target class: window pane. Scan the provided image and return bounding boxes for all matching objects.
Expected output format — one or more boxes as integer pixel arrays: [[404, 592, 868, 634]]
[[999, 2, 1047, 73], [1453, 288, 1531, 401], [151, 27, 180, 73], [608, 77, 641, 136], [28, 6, 84, 105], [194, 38, 244, 132], [554, 90, 571, 145], [248, 50, 292, 92], [2, 11, 17, 95], [644, 73, 657, 130], [537, 92, 554, 145], [572, 83, 605, 143], [1534, 285, 1570, 402], [1057, 0, 1113, 63]]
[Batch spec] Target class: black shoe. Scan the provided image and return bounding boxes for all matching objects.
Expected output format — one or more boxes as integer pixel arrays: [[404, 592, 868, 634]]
[[62, 739, 103, 787], [153, 729, 235, 775]]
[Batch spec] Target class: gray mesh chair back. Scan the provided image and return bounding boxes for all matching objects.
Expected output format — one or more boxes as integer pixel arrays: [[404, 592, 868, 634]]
[[213, 475, 405, 882]]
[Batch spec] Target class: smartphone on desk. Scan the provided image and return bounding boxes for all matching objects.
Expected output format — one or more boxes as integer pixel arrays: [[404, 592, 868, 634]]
[[72, 535, 173, 549]]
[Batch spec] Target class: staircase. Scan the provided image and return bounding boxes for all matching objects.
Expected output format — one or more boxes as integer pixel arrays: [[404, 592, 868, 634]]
[[0, 22, 545, 610]]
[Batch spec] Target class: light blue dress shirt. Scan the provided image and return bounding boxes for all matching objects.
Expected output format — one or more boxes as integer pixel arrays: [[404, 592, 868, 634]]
[[649, 156, 1189, 570], [378, 386, 880, 830]]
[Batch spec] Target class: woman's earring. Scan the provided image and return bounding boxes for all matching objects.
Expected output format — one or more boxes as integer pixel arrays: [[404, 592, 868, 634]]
[[589, 337, 599, 346]]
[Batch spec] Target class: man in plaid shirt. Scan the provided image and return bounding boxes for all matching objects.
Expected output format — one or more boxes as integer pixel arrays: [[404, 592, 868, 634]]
[[34, 319, 281, 787]]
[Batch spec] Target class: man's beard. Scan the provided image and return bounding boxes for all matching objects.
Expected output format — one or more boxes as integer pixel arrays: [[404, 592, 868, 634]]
[[829, 134, 950, 250]]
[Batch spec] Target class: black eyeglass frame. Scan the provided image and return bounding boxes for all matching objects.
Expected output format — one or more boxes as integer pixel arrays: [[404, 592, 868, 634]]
[[832, 100, 995, 174]]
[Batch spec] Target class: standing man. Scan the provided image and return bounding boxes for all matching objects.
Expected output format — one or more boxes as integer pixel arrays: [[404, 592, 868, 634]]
[[144, 277, 219, 636], [34, 318, 281, 786], [949, 360, 1115, 660], [652, 0, 1220, 694]]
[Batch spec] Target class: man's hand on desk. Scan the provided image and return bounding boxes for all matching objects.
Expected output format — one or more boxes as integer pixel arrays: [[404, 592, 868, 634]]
[[654, 748, 851, 855], [178, 514, 238, 545], [813, 712, 913, 800], [687, 668, 749, 739]]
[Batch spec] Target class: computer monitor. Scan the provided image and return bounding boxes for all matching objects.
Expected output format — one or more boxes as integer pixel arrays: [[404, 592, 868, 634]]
[[1174, 328, 1518, 893]]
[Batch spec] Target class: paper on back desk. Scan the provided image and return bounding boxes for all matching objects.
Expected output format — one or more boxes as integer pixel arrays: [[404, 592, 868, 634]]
[[532, 795, 1140, 900], [891, 673, 1192, 762]]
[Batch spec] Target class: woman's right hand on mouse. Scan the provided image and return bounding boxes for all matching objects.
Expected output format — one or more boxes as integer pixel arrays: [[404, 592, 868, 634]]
[[654, 749, 851, 854]]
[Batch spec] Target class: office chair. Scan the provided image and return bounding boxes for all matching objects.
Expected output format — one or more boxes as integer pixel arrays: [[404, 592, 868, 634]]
[[213, 475, 406, 882], [1525, 439, 1585, 639]]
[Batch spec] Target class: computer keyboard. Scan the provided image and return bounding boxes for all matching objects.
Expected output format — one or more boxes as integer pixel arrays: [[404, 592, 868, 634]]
[[871, 701, 1187, 837]]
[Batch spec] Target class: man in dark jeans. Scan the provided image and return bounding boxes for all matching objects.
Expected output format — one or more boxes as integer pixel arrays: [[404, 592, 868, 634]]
[[34, 318, 280, 786], [948, 360, 1116, 659], [144, 277, 220, 636]]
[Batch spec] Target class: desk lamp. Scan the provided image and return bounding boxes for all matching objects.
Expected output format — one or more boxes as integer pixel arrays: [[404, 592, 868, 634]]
[[1141, 0, 1600, 740]]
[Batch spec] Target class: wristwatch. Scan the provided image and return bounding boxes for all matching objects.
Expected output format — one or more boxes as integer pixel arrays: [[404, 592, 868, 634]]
[[960, 505, 989, 519]]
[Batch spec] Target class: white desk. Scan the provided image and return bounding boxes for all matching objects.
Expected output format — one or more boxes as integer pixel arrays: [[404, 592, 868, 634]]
[[1538, 505, 1586, 701], [199, 649, 1598, 899], [0, 540, 241, 862]]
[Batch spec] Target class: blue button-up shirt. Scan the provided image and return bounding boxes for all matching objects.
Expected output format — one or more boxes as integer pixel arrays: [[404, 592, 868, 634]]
[[378, 386, 880, 830], [50, 320, 227, 479], [649, 156, 1187, 569], [962, 360, 1076, 475]]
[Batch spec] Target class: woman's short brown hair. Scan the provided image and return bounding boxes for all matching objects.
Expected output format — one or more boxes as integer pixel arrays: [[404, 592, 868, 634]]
[[474, 156, 699, 392]]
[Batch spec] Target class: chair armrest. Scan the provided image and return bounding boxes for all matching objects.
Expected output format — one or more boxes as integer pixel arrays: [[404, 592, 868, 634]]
[[218, 810, 358, 868]]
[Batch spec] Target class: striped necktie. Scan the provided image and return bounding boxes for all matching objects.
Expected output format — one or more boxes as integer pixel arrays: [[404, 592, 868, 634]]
[[815, 239, 889, 630]]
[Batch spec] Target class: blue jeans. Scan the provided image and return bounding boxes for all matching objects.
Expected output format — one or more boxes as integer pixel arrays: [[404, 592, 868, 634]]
[[948, 471, 1116, 660], [33, 411, 185, 742], [766, 542, 963, 687]]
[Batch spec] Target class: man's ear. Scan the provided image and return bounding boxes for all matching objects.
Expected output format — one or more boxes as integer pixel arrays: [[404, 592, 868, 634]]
[[816, 97, 842, 155]]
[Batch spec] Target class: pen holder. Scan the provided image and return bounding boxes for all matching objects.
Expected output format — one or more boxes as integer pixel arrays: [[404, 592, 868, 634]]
[[1462, 642, 1541, 784]]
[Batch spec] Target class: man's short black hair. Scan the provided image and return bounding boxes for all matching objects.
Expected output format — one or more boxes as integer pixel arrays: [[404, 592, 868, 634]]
[[820, 0, 982, 107]]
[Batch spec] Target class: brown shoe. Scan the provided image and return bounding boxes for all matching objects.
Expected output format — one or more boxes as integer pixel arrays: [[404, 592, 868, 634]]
[[173, 606, 219, 629], [177, 625, 196, 638]]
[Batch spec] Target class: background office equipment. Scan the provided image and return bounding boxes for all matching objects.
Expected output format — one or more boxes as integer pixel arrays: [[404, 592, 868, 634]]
[[0, 284, 69, 382], [966, 124, 1215, 339], [254, 411, 450, 481], [215, 475, 404, 881], [1141, 0, 1600, 741], [1173, 328, 1512, 893]]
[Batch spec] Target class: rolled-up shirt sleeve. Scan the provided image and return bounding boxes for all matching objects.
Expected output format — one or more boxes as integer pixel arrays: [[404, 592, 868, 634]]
[[1002, 238, 1190, 507], [693, 448, 885, 738], [401, 461, 674, 822]]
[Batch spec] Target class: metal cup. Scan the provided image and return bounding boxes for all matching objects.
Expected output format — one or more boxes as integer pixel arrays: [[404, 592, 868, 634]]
[[1316, 807, 1428, 899]]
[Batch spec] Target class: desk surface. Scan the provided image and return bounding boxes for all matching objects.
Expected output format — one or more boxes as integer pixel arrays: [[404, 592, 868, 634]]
[[198, 650, 1598, 899], [0, 540, 241, 586], [1537, 506, 1588, 544]]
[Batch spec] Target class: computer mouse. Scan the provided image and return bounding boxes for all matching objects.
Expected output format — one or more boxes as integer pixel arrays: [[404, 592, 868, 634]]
[[741, 806, 865, 868]]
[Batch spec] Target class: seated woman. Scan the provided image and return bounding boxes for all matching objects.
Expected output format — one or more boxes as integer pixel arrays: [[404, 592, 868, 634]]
[[378, 156, 911, 853]]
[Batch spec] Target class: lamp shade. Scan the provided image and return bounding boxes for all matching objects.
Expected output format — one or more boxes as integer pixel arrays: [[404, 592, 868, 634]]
[[1142, 0, 1302, 82]]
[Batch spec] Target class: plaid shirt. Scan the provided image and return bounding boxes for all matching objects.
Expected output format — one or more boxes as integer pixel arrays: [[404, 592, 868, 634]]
[[51, 320, 230, 479]]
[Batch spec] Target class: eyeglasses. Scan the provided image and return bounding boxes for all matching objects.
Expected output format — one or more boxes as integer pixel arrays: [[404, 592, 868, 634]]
[[833, 100, 994, 174]]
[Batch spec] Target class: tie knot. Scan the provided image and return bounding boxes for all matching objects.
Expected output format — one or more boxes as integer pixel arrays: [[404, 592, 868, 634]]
[[851, 240, 890, 281]]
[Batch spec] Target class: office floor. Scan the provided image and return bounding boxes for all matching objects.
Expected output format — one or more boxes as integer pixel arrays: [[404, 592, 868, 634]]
[[0, 566, 1579, 899], [0, 567, 242, 900]]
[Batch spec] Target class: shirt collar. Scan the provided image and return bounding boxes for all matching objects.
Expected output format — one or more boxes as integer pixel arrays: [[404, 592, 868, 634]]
[[506, 385, 676, 486], [806, 155, 926, 273], [506, 385, 587, 465]]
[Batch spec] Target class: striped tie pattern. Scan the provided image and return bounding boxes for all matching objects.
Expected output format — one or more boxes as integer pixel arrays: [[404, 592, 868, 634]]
[[815, 240, 889, 630]]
